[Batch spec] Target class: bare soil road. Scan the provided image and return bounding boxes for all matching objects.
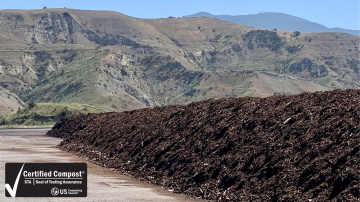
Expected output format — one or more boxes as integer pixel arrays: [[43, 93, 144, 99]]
[[0, 128, 202, 202]]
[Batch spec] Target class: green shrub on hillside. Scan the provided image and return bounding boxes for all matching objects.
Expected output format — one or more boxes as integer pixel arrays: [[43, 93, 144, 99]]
[[242, 30, 284, 51], [293, 31, 300, 37], [285, 45, 301, 54], [28, 102, 36, 109], [288, 58, 328, 78]]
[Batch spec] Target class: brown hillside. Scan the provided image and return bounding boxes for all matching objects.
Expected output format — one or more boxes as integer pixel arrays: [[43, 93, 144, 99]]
[[47, 89, 360, 201], [142, 17, 247, 51], [0, 88, 25, 117], [0, 9, 358, 116]]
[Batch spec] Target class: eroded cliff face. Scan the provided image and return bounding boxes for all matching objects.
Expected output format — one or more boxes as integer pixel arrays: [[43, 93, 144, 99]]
[[96, 51, 157, 107], [25, 12, 81, 44], [97, 51, 205, 107], [21, 11, 155, 49], [0, 88, 25, 117]]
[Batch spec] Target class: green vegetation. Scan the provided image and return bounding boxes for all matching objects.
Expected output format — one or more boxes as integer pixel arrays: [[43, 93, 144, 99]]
[[288, 58, 328, 78], [293, 31, 300, 37], [23, 48, 107, 104], [347, 59, 360, 73], [217, 27, 244, 49], [304, 36, 312, 42], [285, 45, 301, 54], [275, 59, 292, 74], [242, 30, 284, 51], [0, 102, 103, 127]]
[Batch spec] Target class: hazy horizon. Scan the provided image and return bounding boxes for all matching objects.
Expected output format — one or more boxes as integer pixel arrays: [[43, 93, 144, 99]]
[[1, 0, 359, 30]]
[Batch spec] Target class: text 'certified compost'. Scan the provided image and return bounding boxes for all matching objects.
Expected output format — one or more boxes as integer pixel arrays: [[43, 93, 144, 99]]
[[5, 163, 87, 197]]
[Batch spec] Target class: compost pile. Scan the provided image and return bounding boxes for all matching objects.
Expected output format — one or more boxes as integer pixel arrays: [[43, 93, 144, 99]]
[[47, 89, 360, 201]]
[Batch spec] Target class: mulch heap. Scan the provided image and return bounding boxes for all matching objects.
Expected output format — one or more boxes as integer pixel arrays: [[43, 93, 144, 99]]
[[47, 89, 360, 201]]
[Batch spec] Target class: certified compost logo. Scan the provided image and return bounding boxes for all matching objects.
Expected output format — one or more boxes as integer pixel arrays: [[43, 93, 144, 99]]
[[5, 163, 87, 197]]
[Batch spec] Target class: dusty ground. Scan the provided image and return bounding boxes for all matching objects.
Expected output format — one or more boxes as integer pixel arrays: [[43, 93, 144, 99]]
[[0, 128, 203, 202]]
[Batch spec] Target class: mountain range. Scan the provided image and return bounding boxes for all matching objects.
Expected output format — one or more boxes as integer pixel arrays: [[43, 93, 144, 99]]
[[185, 12, 359, 36], [0, 9, 358, 116]]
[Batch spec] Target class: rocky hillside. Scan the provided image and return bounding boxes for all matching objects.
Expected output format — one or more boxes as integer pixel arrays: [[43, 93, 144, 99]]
[[47, 89, 360, 201], [0, 8, 359, 115], [0, 87, 25, 117]]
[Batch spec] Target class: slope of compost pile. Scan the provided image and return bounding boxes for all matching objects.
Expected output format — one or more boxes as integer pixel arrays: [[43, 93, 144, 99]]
[[46, 89, 360, 201]]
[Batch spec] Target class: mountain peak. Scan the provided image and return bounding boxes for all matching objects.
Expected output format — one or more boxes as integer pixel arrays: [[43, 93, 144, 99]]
[[185, 12, 359, 35], [188, 12, 213, 17]]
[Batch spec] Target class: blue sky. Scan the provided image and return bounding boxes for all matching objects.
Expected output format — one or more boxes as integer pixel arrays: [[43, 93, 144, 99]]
[[1, 0, 359, 30]]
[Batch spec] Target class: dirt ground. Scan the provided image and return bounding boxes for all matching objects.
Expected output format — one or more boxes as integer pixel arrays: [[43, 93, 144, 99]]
[[48, 89, 360, 201], [0, 128, 202, 202]]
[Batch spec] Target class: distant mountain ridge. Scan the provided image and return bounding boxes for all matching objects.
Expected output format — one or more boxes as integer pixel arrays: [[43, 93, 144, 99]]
[[0, 9, 358, 116], [185, 12, 359, 36]]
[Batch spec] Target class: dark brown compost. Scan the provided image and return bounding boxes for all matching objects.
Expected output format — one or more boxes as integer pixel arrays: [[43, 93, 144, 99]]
[[47, 89, 360, 201]]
